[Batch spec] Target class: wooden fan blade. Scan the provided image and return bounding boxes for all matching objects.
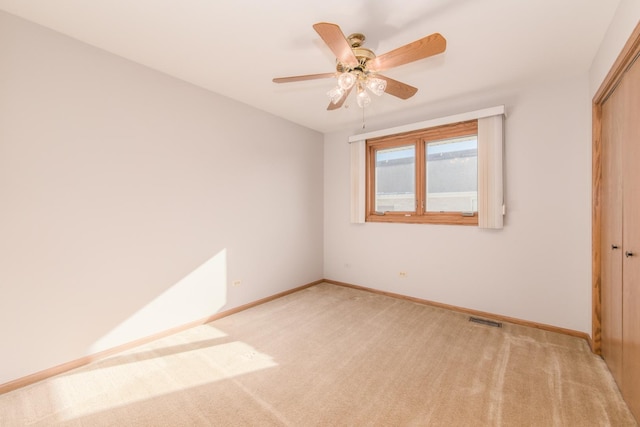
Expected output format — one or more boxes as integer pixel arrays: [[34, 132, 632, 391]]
[[313, 22, 359, 68], [376, 75, 418, 99], [273, 72, 336, 83], [368, 33, 446, 72], [327, 86, 353, 110]]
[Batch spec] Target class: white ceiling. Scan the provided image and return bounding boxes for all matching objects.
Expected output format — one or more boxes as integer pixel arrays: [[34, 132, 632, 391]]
[[0, 0, 620, 133]]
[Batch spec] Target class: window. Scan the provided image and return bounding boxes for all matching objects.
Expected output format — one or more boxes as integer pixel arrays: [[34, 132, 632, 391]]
[[366, 120, 478, 225]]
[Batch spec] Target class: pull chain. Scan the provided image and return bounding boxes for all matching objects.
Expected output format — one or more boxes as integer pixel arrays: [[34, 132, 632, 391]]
[[362, 106, 366, 129]]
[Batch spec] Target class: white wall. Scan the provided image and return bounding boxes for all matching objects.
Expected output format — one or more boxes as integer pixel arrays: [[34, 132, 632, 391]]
[[0, 11, 323, 385], [324, 74, 593, 334], [589, 0, 640, 97]]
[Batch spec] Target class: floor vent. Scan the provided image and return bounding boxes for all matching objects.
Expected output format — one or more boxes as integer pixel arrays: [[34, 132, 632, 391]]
[[469, 316, 502, 328]]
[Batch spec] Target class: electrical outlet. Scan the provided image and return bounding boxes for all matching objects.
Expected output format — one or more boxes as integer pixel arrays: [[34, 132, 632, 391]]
[[232, 280, 242, 287]]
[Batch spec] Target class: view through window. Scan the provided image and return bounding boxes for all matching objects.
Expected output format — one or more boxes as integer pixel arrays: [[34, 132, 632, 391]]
[[366, 120, 478, 225]]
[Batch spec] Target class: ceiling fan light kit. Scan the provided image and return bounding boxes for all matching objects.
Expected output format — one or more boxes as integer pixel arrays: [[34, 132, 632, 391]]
[[327, 85, 345, 104], [337, 72, 356, 90], [366, 77, 387, 96], [273, 22, 446, 111], [327, 72, 385, 108], [356, 86, 372, 108]]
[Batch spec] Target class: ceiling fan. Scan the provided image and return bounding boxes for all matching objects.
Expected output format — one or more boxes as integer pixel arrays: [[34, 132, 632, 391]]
[[273, 22, 447, 110]]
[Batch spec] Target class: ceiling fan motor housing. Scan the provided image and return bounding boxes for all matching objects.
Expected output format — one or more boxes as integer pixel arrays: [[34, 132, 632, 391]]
[[336, 33, 376, 75]]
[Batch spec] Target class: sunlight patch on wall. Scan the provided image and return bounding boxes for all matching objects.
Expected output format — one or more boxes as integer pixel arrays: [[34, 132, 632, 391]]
[[90, 249, 228, 354]]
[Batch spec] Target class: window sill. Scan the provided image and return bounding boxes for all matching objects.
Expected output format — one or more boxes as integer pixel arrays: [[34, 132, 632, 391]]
[[365, 212, 478, 226]]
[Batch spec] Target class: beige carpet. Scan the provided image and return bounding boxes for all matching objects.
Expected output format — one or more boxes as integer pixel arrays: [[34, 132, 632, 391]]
[[1, 283, 637, 426]]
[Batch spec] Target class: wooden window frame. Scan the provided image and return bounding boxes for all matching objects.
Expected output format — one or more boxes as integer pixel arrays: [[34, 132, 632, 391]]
[[365, 120, 479, 225]]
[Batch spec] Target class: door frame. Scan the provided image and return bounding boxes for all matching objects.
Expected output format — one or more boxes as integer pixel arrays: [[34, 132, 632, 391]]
[[592, 22, 640, 354]]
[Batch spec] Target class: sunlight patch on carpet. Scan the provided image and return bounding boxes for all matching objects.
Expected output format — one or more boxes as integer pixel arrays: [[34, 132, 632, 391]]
[[50, 339, 277, 422]]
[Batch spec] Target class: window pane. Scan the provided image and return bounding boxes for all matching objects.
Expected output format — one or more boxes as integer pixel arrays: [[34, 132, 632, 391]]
[[375, 145, 415, 212], [426, 136, 477, 212]]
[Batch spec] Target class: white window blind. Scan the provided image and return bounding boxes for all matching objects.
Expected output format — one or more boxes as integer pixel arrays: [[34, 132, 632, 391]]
[[349, 106, 505, 228], [477, 114, 504, 229], [350, 139, 366, 224]]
